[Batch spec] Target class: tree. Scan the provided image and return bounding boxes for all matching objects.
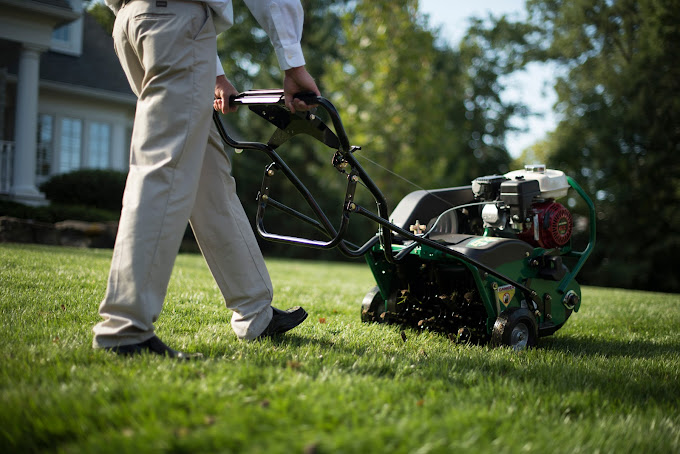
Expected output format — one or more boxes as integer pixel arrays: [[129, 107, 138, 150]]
[[85, 0, 115, 34], [518, 0, 680, 292], [322, 0, 515, 206]]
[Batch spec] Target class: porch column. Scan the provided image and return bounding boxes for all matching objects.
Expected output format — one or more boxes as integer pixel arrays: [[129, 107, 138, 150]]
[[11, 44, 46, 204]]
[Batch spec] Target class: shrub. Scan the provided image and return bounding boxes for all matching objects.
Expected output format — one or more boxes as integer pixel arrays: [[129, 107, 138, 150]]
[[0, 200, 119, 223], [39, 169, 127, 212]]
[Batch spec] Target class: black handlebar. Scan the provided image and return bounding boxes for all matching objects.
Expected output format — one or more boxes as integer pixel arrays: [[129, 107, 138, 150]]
[[212, 90, 377, 258], [218, 89, 351, 153], [211, 90, 539, 299], [228, 89, 318, 107]]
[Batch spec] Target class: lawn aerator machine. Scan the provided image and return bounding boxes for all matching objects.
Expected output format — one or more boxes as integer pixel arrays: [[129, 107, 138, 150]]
[[214, 90, 596, 349]]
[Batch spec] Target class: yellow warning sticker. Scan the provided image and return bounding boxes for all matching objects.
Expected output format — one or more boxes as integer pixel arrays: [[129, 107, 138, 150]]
[[496, 284, 516, 307]]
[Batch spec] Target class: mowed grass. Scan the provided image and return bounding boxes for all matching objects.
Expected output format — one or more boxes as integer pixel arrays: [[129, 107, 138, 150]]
[[1, 243, 679, 453]]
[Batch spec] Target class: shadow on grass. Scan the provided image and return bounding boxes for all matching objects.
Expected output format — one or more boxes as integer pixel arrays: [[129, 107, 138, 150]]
[[200, 333, 345, 358], [540, 334, 679, 359], [336, 331, 675, 408]]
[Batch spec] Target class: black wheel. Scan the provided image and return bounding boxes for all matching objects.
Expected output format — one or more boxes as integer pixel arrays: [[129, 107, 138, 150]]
[[361, 286, 385, 322], [491, 307, 538, 350]]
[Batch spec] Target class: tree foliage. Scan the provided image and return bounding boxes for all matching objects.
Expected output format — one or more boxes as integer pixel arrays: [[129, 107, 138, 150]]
[[323, 0, 515, 203], [451, 0, 680, 292], [519, 0, 680, 292], [85, 0, 115, 34]]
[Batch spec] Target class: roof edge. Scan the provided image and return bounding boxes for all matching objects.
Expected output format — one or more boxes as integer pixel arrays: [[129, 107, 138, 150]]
[[0, 0, 80, 21], [39, 79, 137, 106], [5, 73, 136, 106]]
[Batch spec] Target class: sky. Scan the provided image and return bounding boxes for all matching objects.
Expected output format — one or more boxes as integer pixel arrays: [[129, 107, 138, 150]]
[[419, 0, 558, 158]]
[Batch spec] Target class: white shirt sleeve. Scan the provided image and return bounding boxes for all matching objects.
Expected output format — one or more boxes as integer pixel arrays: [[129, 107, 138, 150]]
[[210, 0, 306, 75], [216, 54, 225, 77], [242, 0, 306, 70]]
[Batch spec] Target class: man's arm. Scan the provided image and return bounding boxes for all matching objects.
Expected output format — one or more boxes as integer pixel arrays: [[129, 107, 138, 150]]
[[215, 0, 320, 113], [243, 0, 320, 112], [242, 0, 306, 70]]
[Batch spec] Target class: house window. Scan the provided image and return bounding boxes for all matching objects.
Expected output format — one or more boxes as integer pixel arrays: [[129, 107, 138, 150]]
[[52, 25, 70, 43], [37, 114, 54, 178], [59, 118, 82, 173], [88, 122, 111, 168], [49, 0, 84, 56]]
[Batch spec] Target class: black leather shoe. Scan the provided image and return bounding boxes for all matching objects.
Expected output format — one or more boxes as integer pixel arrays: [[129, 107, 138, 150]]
[[258, 306, 308, 338], [104, 335, 203, 360]]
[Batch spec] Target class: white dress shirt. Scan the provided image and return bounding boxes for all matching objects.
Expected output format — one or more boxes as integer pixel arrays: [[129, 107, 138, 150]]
[[105, 0, 306, 75]]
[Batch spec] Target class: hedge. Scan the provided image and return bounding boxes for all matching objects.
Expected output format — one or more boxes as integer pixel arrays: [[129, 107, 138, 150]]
[[39, 169, 127, 212]]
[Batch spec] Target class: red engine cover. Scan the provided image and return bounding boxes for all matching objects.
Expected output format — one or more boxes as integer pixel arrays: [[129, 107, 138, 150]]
[[518, 201, 573, 249]]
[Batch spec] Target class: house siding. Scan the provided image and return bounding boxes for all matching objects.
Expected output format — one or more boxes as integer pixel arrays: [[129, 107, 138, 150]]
[[0, 3, 136, 200]]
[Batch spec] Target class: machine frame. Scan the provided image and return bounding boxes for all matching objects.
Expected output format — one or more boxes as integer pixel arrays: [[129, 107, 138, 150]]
[[213, 90, 596, 348]]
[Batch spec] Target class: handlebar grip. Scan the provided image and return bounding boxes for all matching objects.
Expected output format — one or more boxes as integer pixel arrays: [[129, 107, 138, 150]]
[[293, 91, 320, 106], [226, 90, 318, 107]]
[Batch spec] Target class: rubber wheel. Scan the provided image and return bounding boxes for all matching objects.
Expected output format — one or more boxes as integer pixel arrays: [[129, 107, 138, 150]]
[[491, 307, 538, 350], [360, 286, 384, 323]]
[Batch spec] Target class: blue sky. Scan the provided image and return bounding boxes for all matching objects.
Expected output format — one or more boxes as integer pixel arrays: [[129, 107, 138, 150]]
[[419, 0, 558, 158]]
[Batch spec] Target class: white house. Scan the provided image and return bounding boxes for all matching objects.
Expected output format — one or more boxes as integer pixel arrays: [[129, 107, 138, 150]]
[[0, 0, 135, 205]]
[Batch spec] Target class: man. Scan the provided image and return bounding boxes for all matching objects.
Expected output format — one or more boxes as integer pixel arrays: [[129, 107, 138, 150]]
[[93, 0, 320, 358]]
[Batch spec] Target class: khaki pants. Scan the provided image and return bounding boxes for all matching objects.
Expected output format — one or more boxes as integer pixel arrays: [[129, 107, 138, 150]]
[[93, 0, 273, 347]]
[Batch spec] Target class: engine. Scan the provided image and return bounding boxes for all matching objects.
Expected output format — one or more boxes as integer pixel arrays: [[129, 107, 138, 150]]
[[472, 164, 574, 249]]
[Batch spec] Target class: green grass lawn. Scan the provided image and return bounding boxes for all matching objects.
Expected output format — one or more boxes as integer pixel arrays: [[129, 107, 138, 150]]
[[1, 243, 679, 453]]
